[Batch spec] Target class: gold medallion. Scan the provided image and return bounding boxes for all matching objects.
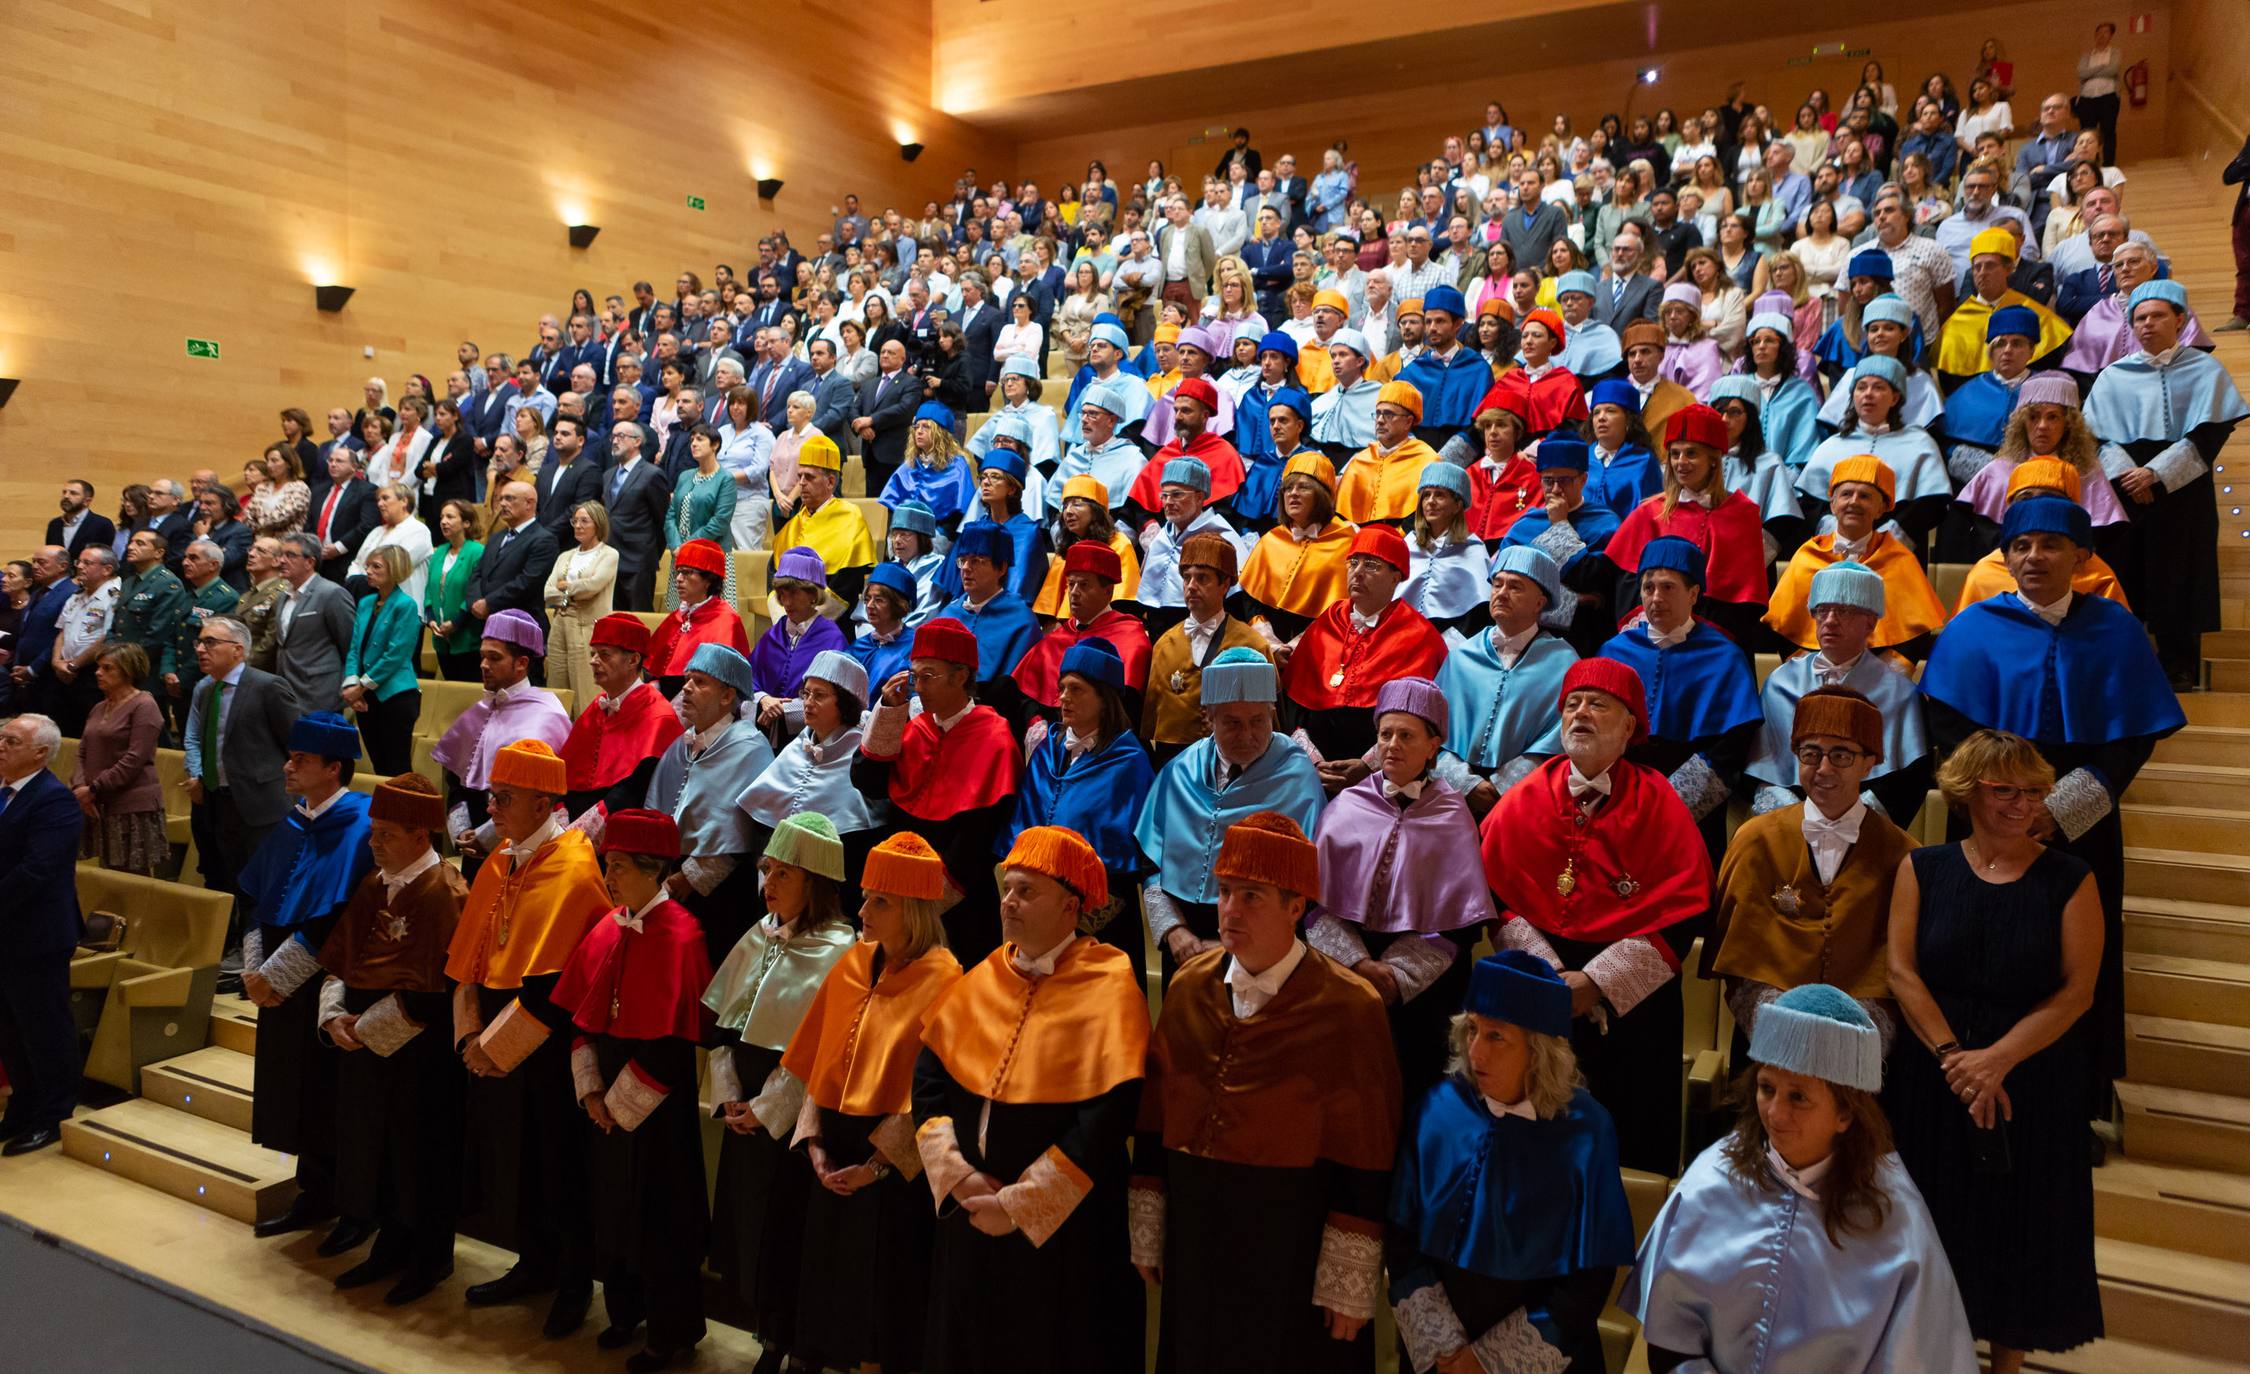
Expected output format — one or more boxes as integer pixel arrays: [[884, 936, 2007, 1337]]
[[1169, 668, 1188, 693], [1328, 670, 1345, 689], [1556, 860, 1576, 896]]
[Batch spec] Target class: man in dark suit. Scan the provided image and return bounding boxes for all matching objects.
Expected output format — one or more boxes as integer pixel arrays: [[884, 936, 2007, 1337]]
[[746, 330, 811, 425], [46, 478, 115, 562], [744, 271, 794, 336], [558, 311, 606, 384], [183, 616, 297, 962], [1591, 229, 1664, 327], [534, 414, 605, 544], [806, 339, 857, 450], [955, 272, 1003, 397], [1270, 152, 1309, 233], [852, 339, 920, 491], [465, 478, 562, 653], [0, 714, 87, 1156], [601, 422, 672, 612], [307, 450, 378, 583], [463, 353, 517, 459], [145, 480, 198, 575], [627, 281, 659, 338], [8, 547, 73, 717], [655, 385, 702, 481], [273, 534, 355, 713]]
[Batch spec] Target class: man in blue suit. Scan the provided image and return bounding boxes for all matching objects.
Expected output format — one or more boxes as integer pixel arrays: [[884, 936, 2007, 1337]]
[[8, 546, 74, 717], [464, 352, 517, 461], [746, 329, 811, 427], [0, 714, 86, 1155]]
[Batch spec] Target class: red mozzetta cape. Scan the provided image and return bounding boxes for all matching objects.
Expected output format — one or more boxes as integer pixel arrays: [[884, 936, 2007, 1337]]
[[1479, 756, 1712, 948], [1012, 609, 1154, 708], [1466, 455, 1543, 539], [1283, 600, 1448, 712], [882, 703, 1021, 820], [552, 897, 715, 1042], [1604, 491, 1770, 607], [644, 597, 752, 678], [1477, 367, 1590, 435], [1128, 429, 1246, 510], [560, 681, 687, 792]]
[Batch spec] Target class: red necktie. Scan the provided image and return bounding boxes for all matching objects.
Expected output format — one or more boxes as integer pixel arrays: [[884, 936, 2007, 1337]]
[[317, 486, 341, 539]]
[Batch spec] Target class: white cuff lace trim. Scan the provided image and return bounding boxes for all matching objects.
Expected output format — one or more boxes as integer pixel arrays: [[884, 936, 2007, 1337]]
[[1383, 932, 1460, 1003], [1143, 880, 1186, 943], [1492, 753, 1541, 794], [871, 1112, 924, 1180], [353, 994, 421, 1056], [2148, 437, 2210, 492], [2046, 765, 2112, 842], [1304, 911, 1371, 967], [316, 977, 348, 1037], [1127, 1184, 1166, 1269], [1310, 1223, 1382, 1321], [1669, 753, 1729, 821], [1496, 915, 1564, 971], [706, 1046, 744, 1109], [1584, 935, 1675, 1017], [1469, 1308, 1569, 1374], [748, 1065, 807, 1139], [1393, 1279, 1469, 1372], [863, 699, 911, 759], [258, 935, 324, 999], [604, 1061, 668, 1131], [571, 1040, 602, 1102]]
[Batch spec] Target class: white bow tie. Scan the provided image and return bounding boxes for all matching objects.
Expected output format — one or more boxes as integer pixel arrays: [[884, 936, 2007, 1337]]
[[1568, 768, 1612, 802], [1802, 807, 1865, 846], [1382, 779, 1425, 804], [612, 905, 644, 933]]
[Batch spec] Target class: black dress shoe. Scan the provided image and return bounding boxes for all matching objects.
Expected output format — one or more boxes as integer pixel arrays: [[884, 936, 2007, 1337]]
[[597, 1322, 645, 1350], [333, 1252, 407, 1290], [542, 1286, 593, 1339], [383, 1263, 452, 1307], [316, 1219, 377, 1258], [463, 1265, 555, 1307], [0, 1116, 32, 1143], [750, 1347, 785, 1374], [253, 1195, 337, 1238], [626, 1347, 693, 1373], [1, 1127, 59, 1157]]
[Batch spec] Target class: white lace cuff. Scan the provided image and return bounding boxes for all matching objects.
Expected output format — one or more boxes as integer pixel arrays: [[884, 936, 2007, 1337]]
[[1393, 1279, 1470, 1372], [789, 1083, 823, 1148], [451, 982, 481, 1049], [571, 1039, 602, 1101], [1311, 1221, 1383, 1321], [258, 934, 324, 999], [604, 1060, 668, 1131], [241, 925, 266, 971], [1669, 753, 1730, 820], [1491, 753, 1542, 793], [447, 802, 472, 841], [1128, 1183, 1166, 1268], [682, 853, 735, 897], [1532, 518, 1587, 564], [997, 1145, 1093, 1248], [1946, 442, 1997, 487], [2046, 765, 2112, 842], [478, 998, 550, 1073], [1584, 935, 1676, 1017], [707, 1046, 744, 1108], [1304, 911, 1371, 967], [1383, 932, 1460, 1003], [749, 1065, 808, 1138], [2147, 437, 2210, 492], [862, 699, 911, 760], [1496, 915, 1564, 970], [1751, 783, 1795, 815], [871, 1112, 924, 1179], [917, 1116, 975, 1208], [1430, 749, 1476, 793], [2095, 441, 2137, 481], [1468, 1308, 1570, 1374], [564, 803, 608, 844], [316, 977, 348, 1038], [1143, 880, 1186, 944], [353, 994, 421, 1057]]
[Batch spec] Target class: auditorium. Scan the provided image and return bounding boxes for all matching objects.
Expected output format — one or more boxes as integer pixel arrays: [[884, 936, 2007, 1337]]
[[3, 0, 2249, 1369]]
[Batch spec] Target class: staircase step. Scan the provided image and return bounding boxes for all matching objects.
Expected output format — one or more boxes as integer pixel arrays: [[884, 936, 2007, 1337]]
[[208, 994, 256, 1056], [2204, 630, 2250, 658], [2211, 660, 2250, 694], [2124, 848, 2250, 907], [2022, 1338, 2250, 1374], [2151, 725, 2250, 769], [2121, 804, 2250, 855], [2182, 692, 2250, 728], [2125, 897, 2250, 964], [2126, 1014, 2250, 1097], [2118, 1080, 2250, 1174], [2096, 1237, 2250, 1360], [2126, 953, 2250, 1029], [2096, 1157, 2250, 1265], [2125, 763, 2250, 810], [60, 1099, 296, 1226], [138, 1045, 256, 1132]]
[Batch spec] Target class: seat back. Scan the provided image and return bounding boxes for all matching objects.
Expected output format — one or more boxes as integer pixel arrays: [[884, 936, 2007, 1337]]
[[74, 867, 230, 972]]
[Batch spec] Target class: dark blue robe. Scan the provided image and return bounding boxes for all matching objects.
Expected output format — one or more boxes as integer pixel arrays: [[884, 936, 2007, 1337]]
[[935, 513, 1049, 603], [1004, 730, 1156, 877], [1921, 593, 2185, 747], [1399, 348, 1497, 431], [1589, 445, 1661, 520], [1597, 622, 1764, 746], [934, 591, 1042, 683], [1939, 370, 2021, 451]]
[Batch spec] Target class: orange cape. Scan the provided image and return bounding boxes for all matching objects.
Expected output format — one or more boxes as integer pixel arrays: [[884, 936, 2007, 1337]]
[[1764, 532, 1949, 649], [920, 940, 1149, 1104], [1240, 518, 1357, 618], [782, 941, 964, 1116], [1335, 437, 1442, 524], [444, 828, 613, 990]]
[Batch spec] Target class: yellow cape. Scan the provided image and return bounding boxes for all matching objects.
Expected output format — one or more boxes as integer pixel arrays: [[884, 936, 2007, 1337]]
[[774, 495, 878, 573], [1932, 291, 2073, 376]]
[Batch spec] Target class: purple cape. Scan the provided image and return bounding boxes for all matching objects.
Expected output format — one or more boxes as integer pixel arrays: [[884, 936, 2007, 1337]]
[[1313, 773, 1496, 934], [429, 687, 574, 789], [750, 614, 848, 699]]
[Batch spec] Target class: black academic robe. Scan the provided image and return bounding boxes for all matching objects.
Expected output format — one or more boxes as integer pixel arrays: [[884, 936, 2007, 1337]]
[[459, 979, 593, 1288]]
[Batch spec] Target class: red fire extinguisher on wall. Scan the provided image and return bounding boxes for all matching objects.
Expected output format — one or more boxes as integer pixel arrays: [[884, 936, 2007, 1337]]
[[2126, 60, 2150, 109]]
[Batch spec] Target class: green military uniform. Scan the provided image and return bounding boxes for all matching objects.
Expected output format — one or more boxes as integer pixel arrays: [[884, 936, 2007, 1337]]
[[235, 575, 288, 672], [173, 574, 241, 714], [109, 565, 192, 680]]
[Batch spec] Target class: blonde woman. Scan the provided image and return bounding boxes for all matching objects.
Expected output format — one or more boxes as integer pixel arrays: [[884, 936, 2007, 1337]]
[[346, 480, 435, 608], [542, 500, 618, 709]]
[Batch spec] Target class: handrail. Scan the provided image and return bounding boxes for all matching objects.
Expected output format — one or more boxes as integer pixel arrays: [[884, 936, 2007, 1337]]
[[2175, 72, 2248, 146]]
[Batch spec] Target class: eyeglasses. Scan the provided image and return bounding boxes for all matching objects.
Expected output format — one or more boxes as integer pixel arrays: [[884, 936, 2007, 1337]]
[[1794, 745, 1867, 770], [1978, 780, 2050, 803]]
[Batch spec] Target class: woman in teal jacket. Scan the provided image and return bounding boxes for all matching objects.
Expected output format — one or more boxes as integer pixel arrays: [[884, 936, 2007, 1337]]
[[343, 543, 427, 773], [423, 498, 486, 681]]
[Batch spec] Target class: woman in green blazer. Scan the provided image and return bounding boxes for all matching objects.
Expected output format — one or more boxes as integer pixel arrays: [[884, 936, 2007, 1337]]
[[424, 498, 487, 682], [344, 544, 429, 774]]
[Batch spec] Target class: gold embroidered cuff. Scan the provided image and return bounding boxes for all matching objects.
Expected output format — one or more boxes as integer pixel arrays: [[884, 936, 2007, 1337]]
[[996, 1145, 1093, 1248], [477, 998, 550, 1073], [354, 994, 422, 1057], [871, 1113, 923, 1180], [604, 1060, 668, 1131], [916, 1116, 975, 1209]]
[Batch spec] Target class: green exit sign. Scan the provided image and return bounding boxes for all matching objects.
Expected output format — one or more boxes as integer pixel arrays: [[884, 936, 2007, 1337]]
[[186, 338, 220, 359], [687, 195, 707, 211]]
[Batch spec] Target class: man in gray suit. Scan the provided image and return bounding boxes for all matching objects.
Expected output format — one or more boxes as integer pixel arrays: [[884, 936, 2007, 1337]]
[[1591, 229, 1663, 327], [1156, 194, 1218, 308], [805, 339, 858, 451], [181, 616, 297, 963], [272, 532, 354, 713]]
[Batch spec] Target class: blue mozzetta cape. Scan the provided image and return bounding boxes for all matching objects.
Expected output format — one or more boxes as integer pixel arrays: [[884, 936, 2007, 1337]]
[[1437, 630, 1578, 770], [1560, 320, 1624, 378], [1005, 729, 1157, 874], [934, 513, 1049, 603], [933, 591, 1042, 683], [847, 625, 913, 696], [239, 791, 375, 932], [1921, 593, 2186, 744], [879, 459, 980, 532], [1400, 347, 1499, 429], [1389, 1080, 1636, 1291], [2081, 346, 2250, 443], [1757, 373, 1825, 469], [1134, 733, 1324, 905], [1499, 504, 1621, 572], [1746, 651, 1929, 787], [1589, 444, 1661, 520], [1597, 621, 1764, 744], [1938, 370, 2021, 450]]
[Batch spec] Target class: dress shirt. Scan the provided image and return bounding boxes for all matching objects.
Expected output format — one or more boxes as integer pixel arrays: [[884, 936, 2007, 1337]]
[[2016, 590, 2072, 625], [929, 700, 975, 733], [1567, 764, 1613, 804], [1348, 605, 1383, 633], [295, 786, 349, 823], [184, 661, 246, 786], [1801, 800, 1867, 885], [1490, 622, 1538, 670], [1808, 651, 1863, 688], [1012, 932, 1076, 979], [1767, 1146, 1833, 1202], [1225, 939, 1307, 1019], [1645, 617, 1691, 649], [1482, 1094, 1538, 1122], [1183, 611, 1223, 663], [1382, 778, 1427, 804], [613, 890, 669, 934], [379, 848, 442, 902]]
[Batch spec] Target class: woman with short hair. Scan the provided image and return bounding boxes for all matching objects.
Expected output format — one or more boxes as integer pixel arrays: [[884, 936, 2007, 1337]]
[[71, 642, 165, 874], [341, 544, 425, 775], [423, 499, 487, 681], [542, 501, 618, 711]]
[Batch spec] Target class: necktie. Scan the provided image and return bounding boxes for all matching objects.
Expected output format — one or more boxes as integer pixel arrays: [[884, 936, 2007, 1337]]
[[1612, 276, 1625, 307], [317, 486, 341, 539], [0, 785, 14, 813], [610, 465, 627, 503], [201, 680, 224, 783], [2098, 265, 2114, 297]]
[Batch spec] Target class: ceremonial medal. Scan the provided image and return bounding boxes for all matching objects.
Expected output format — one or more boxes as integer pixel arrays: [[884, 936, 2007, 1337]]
[[1169, 668, 1187, 693], [1772, 884, 1801, 917], [1612, 876, 1640, 897], [1556, 859, 1576, 896], [1328, 670, 1345, 689]]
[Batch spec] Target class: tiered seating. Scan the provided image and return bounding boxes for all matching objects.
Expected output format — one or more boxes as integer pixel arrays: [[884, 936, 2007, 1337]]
[[66, 867, 231, 1093]]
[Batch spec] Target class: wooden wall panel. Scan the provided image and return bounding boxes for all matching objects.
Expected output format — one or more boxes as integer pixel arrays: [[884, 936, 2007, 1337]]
[[0, 0, 1011, 555], [1014, 0, 2170, 204], [2167, 0, 2250, 212]]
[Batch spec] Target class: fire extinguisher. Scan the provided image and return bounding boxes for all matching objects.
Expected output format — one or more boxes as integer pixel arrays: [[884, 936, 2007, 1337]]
[[2126, 60, 2150, 109]]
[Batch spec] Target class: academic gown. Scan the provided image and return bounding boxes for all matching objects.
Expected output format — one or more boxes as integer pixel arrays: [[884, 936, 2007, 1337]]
[[1477, 367, 1590, 435], [1138, 508, 1249, 615], [1237, 518, 1358, 641], [739, 723, 885, 908], [1141, 616, 1271, 752], [749, 613, 849, 701], [1282, 599, 1449, 762], [1798, 426, 1951, 545], [430, 685, 574, 836], [2060, 293, 2214, 375], [1921, 592, 2187, 1093], [1049, 438, 1151, 520], [1464, 455, 1543, 539], [1135, 733, 1326, 963], [702, 914, 859, 1353], [881, 459, 980, 534], [1933, 292, 2072, 380], [852, 700, 1021, 965], [1134, 946, 1403, 1374], [1954, 549, 2129, 612], [1705, 802, 1916, 1013], [1559, 320, 1624, 378], [1129, 431, 1247, 514], [1747, 371, 1826, 470], [1624, 1147, 1977, 1373], [642, 597, 753, 683], [911, 940, 1151, 1374], [773, 496, 879, 579], [1238, 443, 1316, 533], [646, 719, 775, 965], [1012, 608, 1154, 713], [1005, 729, 1156, 947], [1662, 338, 1727, 396], [1744, 650, 1933, 823], [1725, 447, 1806, 553], [932, 592, 1043, 687], [1335, 438, 1442, 524], [1141, 381, 1239, 452], [1400, 536, 1492, 632], [849, 623, 915, 694], [1065, 370, 1153, 437], [316, 859, 469, 1272], [1437, 629, 1577, 782], [1479, 757, 1713, 1173], [560, 681, 685, 823], [934, 512, 1049, 604], [1399, 347, 1499, 435], [967, 400, 1062, 472], [552, 900, 715, 1353], [1388, 1081, 1637, 1374], [1032, 532, 1142, 619], [1765, 532, 1948, 655], [1589, 444, 1663, 521], [1602, 492, 1773, 642], [239, 791, 376, 1201], [1592, 621, 1765, 852]]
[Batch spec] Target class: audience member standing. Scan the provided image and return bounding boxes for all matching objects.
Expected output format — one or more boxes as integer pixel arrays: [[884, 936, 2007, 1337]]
[[274, 533, 356, 713], [0, 714, 85, 1157], [50, 546, 121, 736], [71, 644, 165, 875], [181, 617, 297, 960]]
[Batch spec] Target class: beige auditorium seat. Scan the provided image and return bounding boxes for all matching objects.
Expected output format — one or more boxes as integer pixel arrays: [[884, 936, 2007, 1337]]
[[70, 867, 232, 1092]]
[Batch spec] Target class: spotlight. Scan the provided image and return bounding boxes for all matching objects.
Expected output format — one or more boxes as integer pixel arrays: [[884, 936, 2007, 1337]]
[[1639, 67, 1660, 85], [314, 284, 355, 312], [567, 224, 601, 249], [756, 177, 785, 200], [900, 142, 924, 163], [0, 378, 18, 409]]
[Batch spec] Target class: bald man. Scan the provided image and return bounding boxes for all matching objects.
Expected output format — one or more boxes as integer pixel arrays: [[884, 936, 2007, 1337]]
[[462, 481, 560, 681]]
